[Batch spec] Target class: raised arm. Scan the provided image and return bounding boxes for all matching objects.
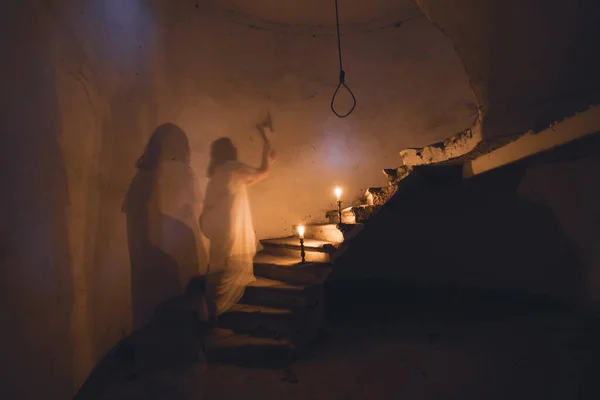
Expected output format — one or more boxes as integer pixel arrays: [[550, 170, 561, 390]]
[[245, 135, 275, 186]]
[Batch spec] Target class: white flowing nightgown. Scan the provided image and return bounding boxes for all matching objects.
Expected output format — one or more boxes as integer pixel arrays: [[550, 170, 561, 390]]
[[153, 160, 209, 280], [200, 160, 260, 315]]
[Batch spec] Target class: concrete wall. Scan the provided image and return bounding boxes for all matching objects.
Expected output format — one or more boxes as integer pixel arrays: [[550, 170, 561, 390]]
[[0, 0, 474, 397], [416, 0, 600, 140]]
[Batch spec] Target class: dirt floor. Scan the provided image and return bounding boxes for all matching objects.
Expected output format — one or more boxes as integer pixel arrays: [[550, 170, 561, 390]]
[[77, 286, 600, 400]]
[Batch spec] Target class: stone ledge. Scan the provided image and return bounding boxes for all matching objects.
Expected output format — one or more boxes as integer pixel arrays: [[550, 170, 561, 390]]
[[464, 104, 600, 177], [383, 165, 414, 183], [365, 186, 398, 206], [400, 124, 482, 166], [400, 104, 600, 168], [326, 205, 380, 224]]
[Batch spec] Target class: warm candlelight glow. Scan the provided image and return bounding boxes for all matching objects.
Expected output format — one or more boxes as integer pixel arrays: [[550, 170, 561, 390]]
[[297, 225, 305, 239], [335, 187, 342, 201]]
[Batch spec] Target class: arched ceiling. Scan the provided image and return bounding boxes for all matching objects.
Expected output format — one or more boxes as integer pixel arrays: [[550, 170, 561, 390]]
[[215, 0, 420, 26], [415, 0, 600, 141]]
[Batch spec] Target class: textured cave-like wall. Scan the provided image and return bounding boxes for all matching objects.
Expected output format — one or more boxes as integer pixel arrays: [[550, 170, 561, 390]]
[[416, 0, 600, 140], [0, 0, 474, 397]]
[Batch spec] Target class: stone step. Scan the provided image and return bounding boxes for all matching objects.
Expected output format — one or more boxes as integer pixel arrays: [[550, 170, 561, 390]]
[[382, 165, 414, 183], [325, 207, 354, 224], [241, 277, 321, 309], [219, 304, 293, 336], [326, 205, 380, 224], [253, 252, 332, 285], [292, 223, 343, 242], [365, 185, 399, 206], [259, 237, 338, 263], [204, 333, 297, 368], [365, 165, 464, 209], [291, 223, 365, 242], [218, 302, 324, 347]]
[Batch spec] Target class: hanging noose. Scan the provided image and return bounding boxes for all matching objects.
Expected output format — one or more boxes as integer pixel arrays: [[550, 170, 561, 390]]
[[330, 0, 356, 118]]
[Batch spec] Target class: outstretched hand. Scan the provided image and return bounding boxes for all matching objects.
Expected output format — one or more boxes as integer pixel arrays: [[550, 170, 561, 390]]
[[263, 139, 276, 162]]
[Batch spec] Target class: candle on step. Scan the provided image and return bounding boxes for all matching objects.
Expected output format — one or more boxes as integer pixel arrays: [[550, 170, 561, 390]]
[[335, 187, 343, 223], [297, 225, 306, 263]]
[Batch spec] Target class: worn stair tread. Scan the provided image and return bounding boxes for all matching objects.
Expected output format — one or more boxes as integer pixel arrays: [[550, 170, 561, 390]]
[[248, 277, 313, 292], [260, 236, 336, 251], [292, 223, 342, 242], [218, 304, 297, 338], [383, 165, 414, 183], [254, 252, 324, 267], [326, 204, 379, 224], [325, 205, 366, 216], [205, 333, 294, 350], [242, 277, 321, 308], [337, 223, 365, 241], [226, 303, 293, 316], [293, 222, 335, 227], [290, 223, 364, 243], [253, 251, 333, 285]]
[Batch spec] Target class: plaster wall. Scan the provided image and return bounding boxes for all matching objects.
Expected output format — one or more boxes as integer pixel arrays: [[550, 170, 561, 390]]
[[0, 0, 474, 397], [416, 0, 600, 140]]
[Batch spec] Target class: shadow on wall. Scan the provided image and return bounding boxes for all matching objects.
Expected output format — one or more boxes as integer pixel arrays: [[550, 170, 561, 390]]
[[122, 123, 208, 330], [330, 162, 586, 307]]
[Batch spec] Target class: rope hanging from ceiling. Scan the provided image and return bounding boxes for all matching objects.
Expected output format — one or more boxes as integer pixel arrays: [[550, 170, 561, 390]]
[[330, 0, 357, 118]]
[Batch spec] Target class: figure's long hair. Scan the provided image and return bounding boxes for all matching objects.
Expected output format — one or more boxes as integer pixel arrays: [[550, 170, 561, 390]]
[[207, 137, 238, 177], [136, 123, 190, 169]]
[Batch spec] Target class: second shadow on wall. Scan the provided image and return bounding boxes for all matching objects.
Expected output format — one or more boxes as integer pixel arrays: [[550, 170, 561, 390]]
[[123, 123, 208, 330]]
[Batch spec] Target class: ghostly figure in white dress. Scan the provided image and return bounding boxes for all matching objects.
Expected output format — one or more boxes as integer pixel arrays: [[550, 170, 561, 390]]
[[201, 134, 275, 316], [124, 123, 208, 329]]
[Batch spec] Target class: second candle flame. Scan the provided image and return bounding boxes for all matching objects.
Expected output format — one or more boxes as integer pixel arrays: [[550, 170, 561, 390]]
[[335, 187, 342, 202]]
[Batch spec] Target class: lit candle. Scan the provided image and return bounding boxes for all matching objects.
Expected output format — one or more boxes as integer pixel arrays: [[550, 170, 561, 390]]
[[297, 225, 305, 239], [335, 187, 343, 223], [335, 187, 342, 202]]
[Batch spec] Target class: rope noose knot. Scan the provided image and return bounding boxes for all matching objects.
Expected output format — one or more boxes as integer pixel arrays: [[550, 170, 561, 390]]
[[331, 74, 356, 118]]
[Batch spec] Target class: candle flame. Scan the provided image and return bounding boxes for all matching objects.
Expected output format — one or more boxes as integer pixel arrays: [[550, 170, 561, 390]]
[[334, 187, 342, 200], [297, 225, 305, 238]]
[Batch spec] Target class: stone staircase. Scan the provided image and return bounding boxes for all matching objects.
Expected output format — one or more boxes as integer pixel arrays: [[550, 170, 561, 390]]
[[200, 164, 461, 365], [324, 163, 462, 225], [196, 123, 597, 366], [143, 162, 461, 369], [199, 221, 364, 367]]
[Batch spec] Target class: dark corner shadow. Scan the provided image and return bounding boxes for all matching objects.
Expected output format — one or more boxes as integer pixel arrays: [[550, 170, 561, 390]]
[[326, 161, 586, 324], [122, 123, 207, 331]]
